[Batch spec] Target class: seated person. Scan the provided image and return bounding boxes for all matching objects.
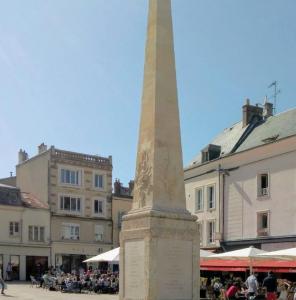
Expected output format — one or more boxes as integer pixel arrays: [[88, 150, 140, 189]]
[[226, 282, 241, 300]]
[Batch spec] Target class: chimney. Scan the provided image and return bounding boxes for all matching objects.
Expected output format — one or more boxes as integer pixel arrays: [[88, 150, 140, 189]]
[[263, 97, 273, 119], [18, 149, 29, 164], [38, 143, 48, 154], [114, 179, 121, 196], [242, 98, 263, 127]]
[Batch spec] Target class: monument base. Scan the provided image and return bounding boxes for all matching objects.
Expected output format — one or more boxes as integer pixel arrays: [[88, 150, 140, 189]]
[[119, 210, 199, 300]]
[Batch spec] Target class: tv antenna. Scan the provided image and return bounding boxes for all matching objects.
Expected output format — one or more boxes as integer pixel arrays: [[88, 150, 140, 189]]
[[268, 81, 280, 114]]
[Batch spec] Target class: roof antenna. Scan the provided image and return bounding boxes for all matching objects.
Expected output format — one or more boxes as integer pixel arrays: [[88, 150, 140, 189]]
[[268, 81, 281, 114]]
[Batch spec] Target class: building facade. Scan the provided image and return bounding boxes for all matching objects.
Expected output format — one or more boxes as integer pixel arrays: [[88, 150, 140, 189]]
[[16, 144, 113, 272], [185, 100, 296, 251], [0, 183, 50, 280], [112, 179, 133, 247]]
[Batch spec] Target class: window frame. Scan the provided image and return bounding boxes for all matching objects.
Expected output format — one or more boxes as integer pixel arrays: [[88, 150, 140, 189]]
[[58, 165, 83, 188], [92, 198, 106, 217], [207, 184, 216, 210], [28, 226, 45, 242], [257, 210, 270, 237], [117, 211, 126, 229], [59, 194, 83, 215], [93, 172, 105, 190], [61, 223, 80, 240], [195, 188, 203, 212], [257, 172, 270, 198], [9, 222, 20, 237], [207, 220, 216, 245], [94, 224, 104, 242]]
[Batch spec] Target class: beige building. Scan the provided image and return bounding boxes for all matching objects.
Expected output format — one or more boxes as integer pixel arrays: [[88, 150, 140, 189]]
[[0, 183, 50, 280], [112, 179, 133, 247], [16, 144, 113, 272], [185, 100, 296, 251]]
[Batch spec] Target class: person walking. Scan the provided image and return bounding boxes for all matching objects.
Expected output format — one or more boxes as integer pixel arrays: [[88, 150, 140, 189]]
[[263, 271, 277, 300], [245, 273, 259, 299], [0, 268, 5, 295]]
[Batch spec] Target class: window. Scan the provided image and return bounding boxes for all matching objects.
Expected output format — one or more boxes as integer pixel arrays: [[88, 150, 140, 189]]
[[257, 212, 269, 236], [28, 226, 45, 242], [94, 174, 104, 189], [195, 188, 203, 212], [61, 223, 80, 240], [94, 199, 105, 216], [208, 221, 215, 244], [118, 211, 126, 229], [9, 222, 20, 236], [207, 185, 215, 209], [197, 222, 203, 246], [60, 168, 81, 186], [94, 225, 104, 242], [258, 173, 269, 197], [60, 195, 81, 213]]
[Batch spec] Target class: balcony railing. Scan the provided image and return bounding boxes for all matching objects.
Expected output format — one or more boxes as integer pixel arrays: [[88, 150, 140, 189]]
[[52, 148, 111, 165]]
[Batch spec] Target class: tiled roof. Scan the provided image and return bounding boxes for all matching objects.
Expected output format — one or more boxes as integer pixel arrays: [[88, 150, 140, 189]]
[[236, 108, 296, 152], [21, 192, 49, 210]]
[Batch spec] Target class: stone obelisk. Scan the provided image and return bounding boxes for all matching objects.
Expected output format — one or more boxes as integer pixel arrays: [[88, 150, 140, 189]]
[[119, 1, 199, 299]]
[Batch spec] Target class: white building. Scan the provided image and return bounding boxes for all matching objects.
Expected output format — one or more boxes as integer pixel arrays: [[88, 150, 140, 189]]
[[185, 100, 296, 251]]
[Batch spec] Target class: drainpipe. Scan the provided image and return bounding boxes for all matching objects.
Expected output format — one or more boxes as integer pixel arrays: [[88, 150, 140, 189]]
[[221, 173, 225, 242]]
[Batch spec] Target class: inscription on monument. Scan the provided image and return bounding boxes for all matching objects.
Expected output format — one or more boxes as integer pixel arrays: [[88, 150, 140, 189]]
[[157, 239, 193, 299], [125, 240, 146, 300]]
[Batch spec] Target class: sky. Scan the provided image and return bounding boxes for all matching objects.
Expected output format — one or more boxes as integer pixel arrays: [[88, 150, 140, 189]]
[[0, 0, 295, 186]]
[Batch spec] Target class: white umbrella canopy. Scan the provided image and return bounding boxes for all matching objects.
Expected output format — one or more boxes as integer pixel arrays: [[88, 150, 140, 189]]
[[257, 247, 296, 260], [200, 249, 214, 258], [84, 247, 120, 263], [209, 246, 267, 259], [207, 246, 267, 273]]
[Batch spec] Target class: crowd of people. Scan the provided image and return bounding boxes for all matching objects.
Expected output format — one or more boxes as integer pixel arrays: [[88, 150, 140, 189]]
[[201, 271, 296, 300], [34, 266, 119, 294]]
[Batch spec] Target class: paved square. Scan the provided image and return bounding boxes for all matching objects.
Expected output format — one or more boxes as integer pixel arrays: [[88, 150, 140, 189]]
[[2, 283, 119, 300]]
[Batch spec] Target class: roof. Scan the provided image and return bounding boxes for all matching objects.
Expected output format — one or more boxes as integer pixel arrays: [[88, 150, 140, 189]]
[[189, 121, 248, 166], [0, 183, 17, 190], [236, 108, 296, 152], [21, 192, 49, 209], [188, 107, 296, 167]]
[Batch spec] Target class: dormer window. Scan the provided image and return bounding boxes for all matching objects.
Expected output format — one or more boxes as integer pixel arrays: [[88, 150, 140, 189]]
[[201, 144, 221, 163]]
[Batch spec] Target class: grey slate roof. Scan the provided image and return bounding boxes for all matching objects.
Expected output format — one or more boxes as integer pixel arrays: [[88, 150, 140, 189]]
[[188, 107, 296, 168], [189, 121, 248, 166], [236, 108, 296, 152]]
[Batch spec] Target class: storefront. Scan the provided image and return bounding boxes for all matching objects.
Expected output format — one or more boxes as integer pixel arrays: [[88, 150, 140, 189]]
[[26, 256, 48, 280], [55, 254, 87, 273], [0, 245, 50, 281]]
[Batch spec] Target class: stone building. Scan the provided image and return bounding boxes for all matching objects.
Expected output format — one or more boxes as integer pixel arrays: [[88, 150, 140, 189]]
[[0, 183, 50, 280], [185, 100, 296, 251], [16, 144, 113, 272], [112, 179, 133, 247]]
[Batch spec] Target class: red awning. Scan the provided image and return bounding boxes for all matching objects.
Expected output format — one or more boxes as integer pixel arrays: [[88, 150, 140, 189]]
[[200, 259, 296, 273], [253, 260, 296, 273], [200, 259, 248, 272]]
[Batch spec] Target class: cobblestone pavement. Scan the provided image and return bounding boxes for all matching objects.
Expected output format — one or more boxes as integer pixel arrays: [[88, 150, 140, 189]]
[[1, 283, 119, 300]]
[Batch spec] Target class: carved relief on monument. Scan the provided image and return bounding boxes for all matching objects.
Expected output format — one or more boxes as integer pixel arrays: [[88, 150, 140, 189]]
[[134, 149, 153, 208]]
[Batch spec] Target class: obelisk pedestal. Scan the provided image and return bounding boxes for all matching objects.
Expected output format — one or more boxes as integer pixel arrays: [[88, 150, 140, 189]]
[[119, 1, 199, 299]]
